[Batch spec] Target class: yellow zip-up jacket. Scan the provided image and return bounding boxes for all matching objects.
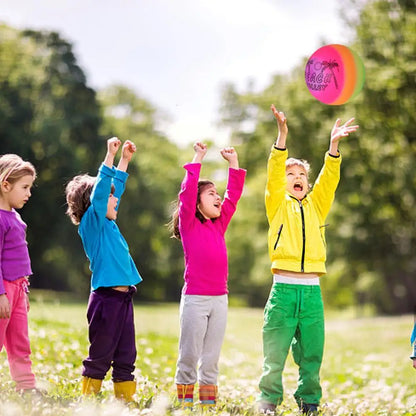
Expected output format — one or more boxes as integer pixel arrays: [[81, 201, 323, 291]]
[[265, 147, 341, 275]]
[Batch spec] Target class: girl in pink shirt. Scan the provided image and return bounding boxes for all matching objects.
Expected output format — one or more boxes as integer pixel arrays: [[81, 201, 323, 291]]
[[170, 142, 246, 409]]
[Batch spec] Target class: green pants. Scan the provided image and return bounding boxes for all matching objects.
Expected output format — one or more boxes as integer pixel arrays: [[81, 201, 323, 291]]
[[258, 283, 324, 406]]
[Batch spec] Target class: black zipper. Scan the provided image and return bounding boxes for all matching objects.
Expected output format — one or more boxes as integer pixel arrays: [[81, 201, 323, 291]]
[[299, 200, 306, 272], [289, 196, 306, 272], [273, 224, 283, 250]]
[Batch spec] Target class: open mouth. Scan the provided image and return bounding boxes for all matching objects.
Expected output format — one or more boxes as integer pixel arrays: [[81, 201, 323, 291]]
[[294, 183, 303, 191]]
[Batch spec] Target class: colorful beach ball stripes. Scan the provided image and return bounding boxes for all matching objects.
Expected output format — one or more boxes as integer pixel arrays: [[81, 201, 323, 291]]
[[305, 44, 365, 105]]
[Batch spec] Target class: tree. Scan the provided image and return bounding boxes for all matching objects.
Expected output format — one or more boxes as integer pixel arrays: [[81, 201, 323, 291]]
[[0, 25, 103, 294], [326, 0, 416, 313]]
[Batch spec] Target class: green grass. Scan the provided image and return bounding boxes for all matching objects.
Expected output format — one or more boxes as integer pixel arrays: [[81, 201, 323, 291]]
[[0, 299, 415, 415]]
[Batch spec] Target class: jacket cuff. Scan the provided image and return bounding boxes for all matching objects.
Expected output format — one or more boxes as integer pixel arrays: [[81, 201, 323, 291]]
[[183, 162, 202, 174], [98, 163, 116, 177], [115, 169, 129, 182], [325, 151, 342, 162]]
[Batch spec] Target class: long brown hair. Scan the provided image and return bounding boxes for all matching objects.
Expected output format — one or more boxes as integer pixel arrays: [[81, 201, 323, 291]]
[[169, 179, 215, 240]]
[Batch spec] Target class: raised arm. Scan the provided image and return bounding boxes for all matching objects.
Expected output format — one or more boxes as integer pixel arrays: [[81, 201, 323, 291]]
[[311, 117, 359, 219], [271, 104, 288, 149], [329, 117, 359, 156], [218, 147, 246, 231], [89, 138, 121, 223], [178, 142, 208, 230], [117, 140, 137, 172], [266, 105, 289, 223], [104, 137, 121, 168]]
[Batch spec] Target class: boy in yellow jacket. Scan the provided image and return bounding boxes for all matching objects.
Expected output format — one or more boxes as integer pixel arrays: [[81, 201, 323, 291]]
[[257, 105, 359, 415]]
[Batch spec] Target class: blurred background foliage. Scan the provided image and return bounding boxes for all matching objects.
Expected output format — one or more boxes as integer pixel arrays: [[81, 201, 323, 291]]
[[0, 0, 415, 314]]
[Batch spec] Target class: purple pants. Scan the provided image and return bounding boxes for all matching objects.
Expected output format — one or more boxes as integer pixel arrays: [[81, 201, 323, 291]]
[[82, 286, 137, 381]]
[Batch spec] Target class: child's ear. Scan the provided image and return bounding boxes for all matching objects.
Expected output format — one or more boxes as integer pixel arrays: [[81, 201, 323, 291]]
[[1, 181, 11, 193]]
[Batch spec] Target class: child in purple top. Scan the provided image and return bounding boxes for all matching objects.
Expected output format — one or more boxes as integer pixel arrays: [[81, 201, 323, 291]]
[[170, 142, 246, 408], [0, 154, 37, 392]]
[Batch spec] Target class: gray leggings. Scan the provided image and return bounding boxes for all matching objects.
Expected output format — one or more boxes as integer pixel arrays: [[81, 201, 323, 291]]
[[175, 294, 228, 385]]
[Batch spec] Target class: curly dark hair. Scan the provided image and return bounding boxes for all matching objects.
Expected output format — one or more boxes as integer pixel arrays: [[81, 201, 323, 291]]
[[65, 174, 96, 225]]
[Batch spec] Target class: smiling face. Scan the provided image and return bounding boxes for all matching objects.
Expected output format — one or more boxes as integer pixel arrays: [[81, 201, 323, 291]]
[[0, 174, 35, 211], [286, 164, 309, 200], [197, 184, 222, 219]]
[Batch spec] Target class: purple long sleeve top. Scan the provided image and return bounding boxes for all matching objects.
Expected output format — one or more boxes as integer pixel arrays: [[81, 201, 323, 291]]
[[178, 163, 246, 295], [0, 209, 32, 294]]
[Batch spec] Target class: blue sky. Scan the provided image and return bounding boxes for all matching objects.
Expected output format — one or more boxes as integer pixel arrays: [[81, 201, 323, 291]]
[[0, 0, 349, 146]]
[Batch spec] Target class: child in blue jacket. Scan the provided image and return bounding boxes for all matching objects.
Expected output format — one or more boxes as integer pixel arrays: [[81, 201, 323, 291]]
[[65, 137, 142, 402], [411, 322, 416, 369]]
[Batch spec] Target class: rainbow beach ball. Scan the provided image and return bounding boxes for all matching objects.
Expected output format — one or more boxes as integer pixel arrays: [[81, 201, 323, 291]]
[[305, 44, 365, 105]]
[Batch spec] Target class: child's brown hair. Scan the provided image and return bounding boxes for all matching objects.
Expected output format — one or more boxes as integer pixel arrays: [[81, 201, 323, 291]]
[[65, 174, 96, 225], [169, 179, 215, 240]]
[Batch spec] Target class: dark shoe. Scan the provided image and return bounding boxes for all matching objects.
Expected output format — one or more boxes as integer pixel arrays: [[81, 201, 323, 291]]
[[300, 402, 318, 414], [257, 401, 276, 415]]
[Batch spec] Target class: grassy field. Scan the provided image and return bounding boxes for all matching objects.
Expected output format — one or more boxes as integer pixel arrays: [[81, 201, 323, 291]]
[[0, 299, 414, 415]]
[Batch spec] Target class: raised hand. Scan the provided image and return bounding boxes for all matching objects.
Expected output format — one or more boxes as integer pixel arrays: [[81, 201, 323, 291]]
[[331, 118, 359, 143], [121, 140, 137, 163], [192, 142, 208, 163], [107, 137, 122, 156], [329, 117, 359, 155], [220, 147, 239, 169], [271, 104, 288, 148]]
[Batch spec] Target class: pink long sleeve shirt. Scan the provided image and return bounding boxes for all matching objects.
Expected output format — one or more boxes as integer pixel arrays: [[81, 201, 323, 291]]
[[178, 163, 246, 296]]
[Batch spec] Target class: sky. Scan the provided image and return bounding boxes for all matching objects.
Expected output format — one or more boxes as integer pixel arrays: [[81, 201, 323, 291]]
[[0, 0, 350, 147]]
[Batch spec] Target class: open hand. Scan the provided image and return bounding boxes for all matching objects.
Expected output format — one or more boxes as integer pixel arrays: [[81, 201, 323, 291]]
[[271, 104, 288, 137], [331, 118, 359, 144]]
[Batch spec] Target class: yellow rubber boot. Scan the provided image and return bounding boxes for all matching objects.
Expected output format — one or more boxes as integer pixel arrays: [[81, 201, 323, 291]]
[[81, 376, 102, 396], [114, 380, 136, 403], [177, 384, 194, 408], [199, 384, 217, 407]]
